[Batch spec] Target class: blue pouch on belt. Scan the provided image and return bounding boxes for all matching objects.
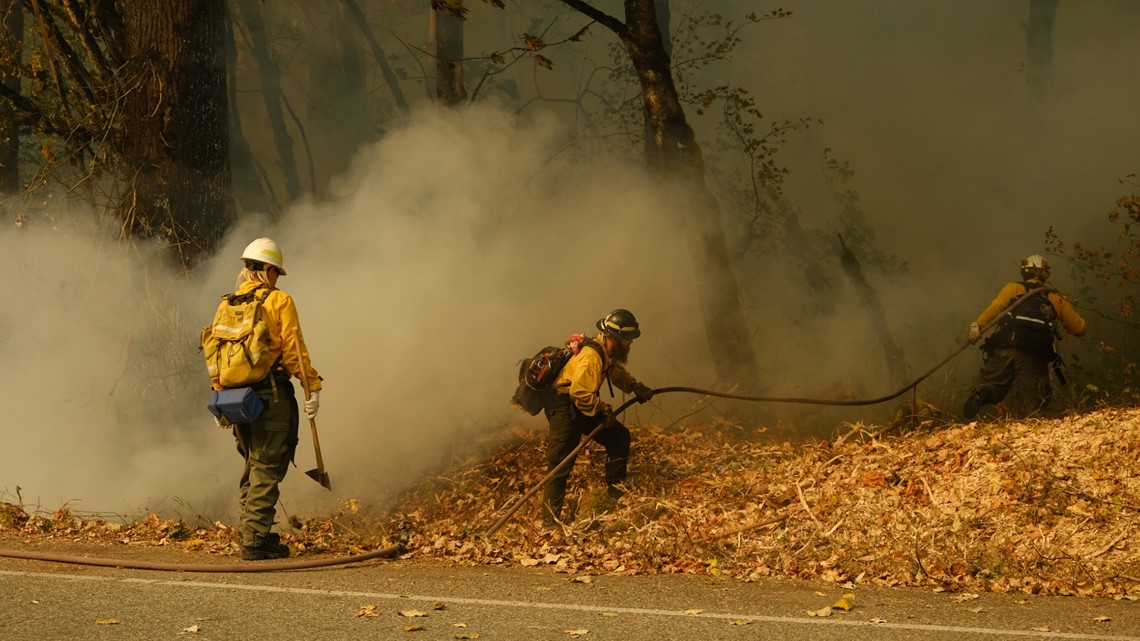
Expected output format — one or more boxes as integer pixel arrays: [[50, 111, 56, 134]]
[[207, 387, 265, 424]]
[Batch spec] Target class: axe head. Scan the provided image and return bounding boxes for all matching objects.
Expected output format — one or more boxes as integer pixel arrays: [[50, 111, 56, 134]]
[[306, 468, 332, 491]]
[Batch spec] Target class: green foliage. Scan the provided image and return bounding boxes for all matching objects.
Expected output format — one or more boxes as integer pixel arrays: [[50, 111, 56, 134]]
[[1045, 175, 1140, 408]]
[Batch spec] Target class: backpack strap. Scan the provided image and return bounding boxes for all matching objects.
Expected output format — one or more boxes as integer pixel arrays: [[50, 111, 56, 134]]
[[578, 339, 614, 397]]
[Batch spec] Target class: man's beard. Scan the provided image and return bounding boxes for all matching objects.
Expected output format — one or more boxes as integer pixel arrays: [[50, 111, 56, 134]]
[[608, 340, 631, 363]]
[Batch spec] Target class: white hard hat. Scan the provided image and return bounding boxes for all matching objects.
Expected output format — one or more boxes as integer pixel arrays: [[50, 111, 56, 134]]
[[241, 238, 286, 275], [1021, 254, 1049, 270]]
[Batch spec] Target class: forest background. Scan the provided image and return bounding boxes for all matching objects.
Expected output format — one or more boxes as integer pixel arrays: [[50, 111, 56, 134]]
[[0, 0, 1136, 523]]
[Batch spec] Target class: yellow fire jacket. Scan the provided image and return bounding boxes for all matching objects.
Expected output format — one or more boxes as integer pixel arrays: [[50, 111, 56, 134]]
[[553, 333, 641, 417], [210, 280, 322, 392], [975, 278, 1087, 337]]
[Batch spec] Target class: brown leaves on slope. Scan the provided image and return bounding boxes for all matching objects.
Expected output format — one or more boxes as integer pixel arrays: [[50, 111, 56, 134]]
[[380, 408, 1140, 598], [2, 409, 1138, 599]]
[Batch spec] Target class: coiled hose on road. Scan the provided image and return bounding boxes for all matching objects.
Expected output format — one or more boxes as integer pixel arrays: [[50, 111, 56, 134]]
[[0, 289, 1048, 570]]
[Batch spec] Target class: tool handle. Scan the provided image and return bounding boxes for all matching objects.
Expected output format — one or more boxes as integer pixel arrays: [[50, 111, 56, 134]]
[[290, 328, 325, 467]]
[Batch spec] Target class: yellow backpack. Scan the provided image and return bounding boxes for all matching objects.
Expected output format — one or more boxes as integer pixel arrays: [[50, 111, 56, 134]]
[[201, 287, 278, 388]]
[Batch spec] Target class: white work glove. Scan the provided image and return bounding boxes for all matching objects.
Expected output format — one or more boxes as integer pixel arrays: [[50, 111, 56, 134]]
[[967, 322, 981, 343], [304, 391, 320, 420]]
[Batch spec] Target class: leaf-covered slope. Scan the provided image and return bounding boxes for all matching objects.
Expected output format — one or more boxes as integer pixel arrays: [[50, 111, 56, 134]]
[[2, 408, 1137, 599], [388, 408, 1140, 598]]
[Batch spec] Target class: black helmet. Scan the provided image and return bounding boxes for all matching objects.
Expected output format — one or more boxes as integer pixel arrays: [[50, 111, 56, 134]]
[[596, 308, 641, 339]]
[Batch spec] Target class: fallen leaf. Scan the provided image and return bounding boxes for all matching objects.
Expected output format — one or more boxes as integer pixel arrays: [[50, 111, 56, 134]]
[[453, 623, 468, 628], [400, 610, 428, 618], [30, 600, 39, 605], [356, 604, 380, 618], [454, 633, 480, 639], [432, 603, 447, 611], [571, 576, 593, 584], [520, 558, 540, 567], [967, 606, 987, 613], [403, 624, 424, 632], [1094, 616, 1111, 623], [832, 593, 856, 611], [95, 619, 120, 625], [183, 624, 200, 633], [684, 608, 703, 615], [868, 617, 886, 624], [807, 606, 833, 617], [728, 619, 751, 626], [565, 629, 588, 638], [950, 593, 979, 603], [599, 612, 618, 617], [1032, 626, 1051, 632]]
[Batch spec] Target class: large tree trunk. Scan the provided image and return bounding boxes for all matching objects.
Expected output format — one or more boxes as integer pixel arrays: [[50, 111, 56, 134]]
[[1026, 0, 1059, 96], [604, 0, 759, 390], [0, 0, 22, 207], [118, 0, 233, 269], [432, 1, 467, 106]]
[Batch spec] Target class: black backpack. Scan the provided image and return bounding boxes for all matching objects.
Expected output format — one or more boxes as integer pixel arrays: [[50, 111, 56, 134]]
[[510, 334, 603, 415], [987, 283, 1060, 356]]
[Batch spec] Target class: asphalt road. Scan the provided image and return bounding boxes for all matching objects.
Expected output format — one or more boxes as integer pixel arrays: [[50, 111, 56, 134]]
[[0, 541, 1137, 641]]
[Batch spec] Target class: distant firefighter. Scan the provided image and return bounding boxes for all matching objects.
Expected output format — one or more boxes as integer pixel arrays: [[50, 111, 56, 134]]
[[962, 255, 1086, 419]]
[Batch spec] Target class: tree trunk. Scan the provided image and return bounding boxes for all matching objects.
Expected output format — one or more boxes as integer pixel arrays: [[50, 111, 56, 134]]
[[224, 4, 278, 219], [1026, 0, 1059, 96], [343, 0, 410, 117], [838, 235, 908, 387], [433, 1, 467, 106], [615, 0, 759, 390], [233, 0, 303, 203], [300, 0, 376, 190], [0, 0, 22, 205], [118, 0, 233, 269]]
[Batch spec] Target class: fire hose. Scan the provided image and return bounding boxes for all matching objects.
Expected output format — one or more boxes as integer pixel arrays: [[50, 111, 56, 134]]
[[0, 289, 1048, 569], [484, 287, 1051, 535]]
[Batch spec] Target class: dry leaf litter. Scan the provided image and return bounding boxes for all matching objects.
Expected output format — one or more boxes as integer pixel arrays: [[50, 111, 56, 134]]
[[2, 407, 1138, 599]]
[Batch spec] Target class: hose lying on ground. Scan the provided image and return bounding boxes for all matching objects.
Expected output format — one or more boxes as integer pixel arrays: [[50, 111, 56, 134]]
[[0, 543, 404, 573]]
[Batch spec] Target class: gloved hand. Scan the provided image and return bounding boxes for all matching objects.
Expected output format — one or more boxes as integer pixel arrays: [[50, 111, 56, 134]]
[[304, 391, 320, 420], [214, 415, 229, 429], [598, 402, 614, 422], [633, 383, 654, 403], [967, 322, 981, 343]]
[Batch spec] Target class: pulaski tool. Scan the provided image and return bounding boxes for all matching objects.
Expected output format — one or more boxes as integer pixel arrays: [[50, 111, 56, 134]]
[[292, 328, 331, 491]]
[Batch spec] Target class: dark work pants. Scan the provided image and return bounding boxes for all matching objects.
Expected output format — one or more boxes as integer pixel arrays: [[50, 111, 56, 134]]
[[541, 393, 630, 523], [969, 347, 1052, 417], [233, 378, 298, 548]]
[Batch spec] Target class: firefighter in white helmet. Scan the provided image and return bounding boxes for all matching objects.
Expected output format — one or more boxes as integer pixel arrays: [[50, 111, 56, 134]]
[[214, 238, 322, 560], [962, 255, 1085, 420]]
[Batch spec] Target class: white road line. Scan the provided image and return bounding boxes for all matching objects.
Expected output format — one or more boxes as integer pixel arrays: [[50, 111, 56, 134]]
[[1, 570, 1135, 640]]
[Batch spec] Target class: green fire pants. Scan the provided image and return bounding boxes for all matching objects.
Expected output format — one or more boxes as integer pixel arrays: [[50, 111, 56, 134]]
[[233, 379, 299, 548]]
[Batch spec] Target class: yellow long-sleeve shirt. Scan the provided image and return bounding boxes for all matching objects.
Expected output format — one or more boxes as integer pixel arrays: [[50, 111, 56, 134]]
[[975, 279, 1087, 337], [210, 280, 322, 392], [553, 333, 640, 417]]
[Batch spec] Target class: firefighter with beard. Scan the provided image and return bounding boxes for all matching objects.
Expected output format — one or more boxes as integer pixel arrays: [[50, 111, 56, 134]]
[[962, 255, 1086, 419], [541, 309, 655, 524]]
